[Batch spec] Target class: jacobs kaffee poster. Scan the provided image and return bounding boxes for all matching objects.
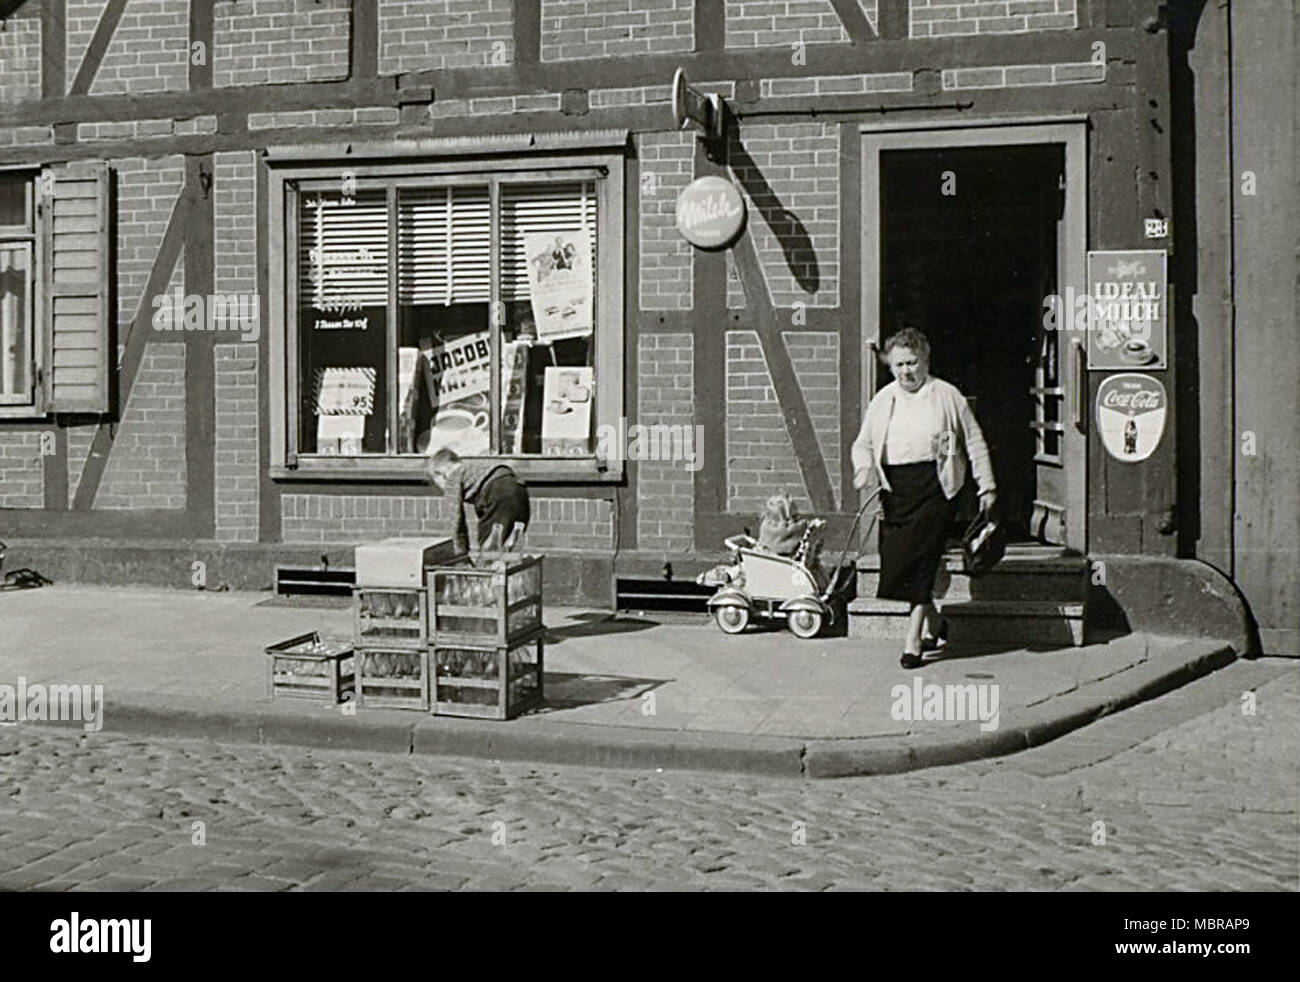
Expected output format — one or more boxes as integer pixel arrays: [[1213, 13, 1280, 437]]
[[523, 229, 594, 342]]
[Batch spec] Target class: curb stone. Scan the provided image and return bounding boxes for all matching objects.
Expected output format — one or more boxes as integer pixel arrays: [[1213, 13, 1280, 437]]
[[73, 638, 1238, 779]]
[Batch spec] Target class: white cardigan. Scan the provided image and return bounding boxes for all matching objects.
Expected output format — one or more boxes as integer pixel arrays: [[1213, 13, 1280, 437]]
[[851, 377, 997, 500]]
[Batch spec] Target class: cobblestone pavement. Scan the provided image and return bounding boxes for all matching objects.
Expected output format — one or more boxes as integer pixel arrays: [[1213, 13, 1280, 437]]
[[0, 662, 1295, 892]]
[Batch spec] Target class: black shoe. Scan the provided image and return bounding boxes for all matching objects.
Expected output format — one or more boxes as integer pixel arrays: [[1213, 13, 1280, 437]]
[[900, 651, 923, 670], [921, 618, 950, 653]]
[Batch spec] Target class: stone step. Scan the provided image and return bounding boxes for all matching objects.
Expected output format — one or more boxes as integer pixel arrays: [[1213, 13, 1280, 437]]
[[847, 598, 1087, 646], [855, 549, 1089, 603]]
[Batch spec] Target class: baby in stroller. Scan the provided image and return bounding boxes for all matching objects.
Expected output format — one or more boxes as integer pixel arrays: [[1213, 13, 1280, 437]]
[[756, 493, 811, 559], [698, 493, 822, 588]]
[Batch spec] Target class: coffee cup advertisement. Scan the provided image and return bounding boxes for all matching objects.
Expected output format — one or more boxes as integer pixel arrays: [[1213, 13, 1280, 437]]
[[1086, 249, 1167, 370]]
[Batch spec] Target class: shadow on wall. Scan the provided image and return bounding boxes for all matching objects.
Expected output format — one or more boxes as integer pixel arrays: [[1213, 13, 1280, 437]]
[[728, 130, 820, 296]]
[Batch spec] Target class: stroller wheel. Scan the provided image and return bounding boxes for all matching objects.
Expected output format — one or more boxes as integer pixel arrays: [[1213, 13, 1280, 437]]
[[788, 609, 824, 640], [714, 605, 750, 635]]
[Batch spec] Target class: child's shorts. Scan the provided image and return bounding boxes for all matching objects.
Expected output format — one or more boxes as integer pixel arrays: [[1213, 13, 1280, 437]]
[[475, 473, 530, 546]]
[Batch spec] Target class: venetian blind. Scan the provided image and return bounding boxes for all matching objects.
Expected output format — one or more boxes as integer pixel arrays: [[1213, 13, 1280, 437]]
[[501, 181, 597, 302], [397, 186, 491, 305], [299, 190, 388, 308]]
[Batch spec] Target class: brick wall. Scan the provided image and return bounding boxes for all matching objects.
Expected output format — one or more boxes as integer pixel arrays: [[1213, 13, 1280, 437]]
[[247, 106, 402, 129], [378, 0, 514, 74], [214, 152, 257, 298], [66, 427, 93, 506], [858, 0, 878, 31], [281, 493, 613, 550], [725, 0, 848, 48], [540, 0, 694, 62], [0, 15, 41, 104], [526, 498, 614, 550], [786, 332, 840, 509], [282, 494, 453, 542], [729, 122, 840, 309], [0, 433, 44, 509], [637, 334, 695, 552], [726, 331, 809, 514], [214, 0, 351, 87], [67, 0, 189, 96], [113, 155, 185, 331], [637, 131, 694, 312], [910, 0, 1078, 37], [215, 344, 260, 542], [95, 342, 187, 510], [941, 60, 1104, 90]]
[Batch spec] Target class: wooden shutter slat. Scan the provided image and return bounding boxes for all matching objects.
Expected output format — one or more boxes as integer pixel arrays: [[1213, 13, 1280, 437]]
[[43, 163, 111, 413]]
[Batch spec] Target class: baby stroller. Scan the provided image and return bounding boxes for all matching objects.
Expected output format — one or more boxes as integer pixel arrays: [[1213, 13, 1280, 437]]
[[696, 490, 881, 639]]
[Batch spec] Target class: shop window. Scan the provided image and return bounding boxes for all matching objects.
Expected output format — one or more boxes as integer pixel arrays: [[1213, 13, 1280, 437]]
[[275, 149, 623, 480], [0, 165, 111, 420]]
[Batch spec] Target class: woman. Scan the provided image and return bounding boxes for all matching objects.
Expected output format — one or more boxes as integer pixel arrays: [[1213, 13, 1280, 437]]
[[851, 328, 996, 668]]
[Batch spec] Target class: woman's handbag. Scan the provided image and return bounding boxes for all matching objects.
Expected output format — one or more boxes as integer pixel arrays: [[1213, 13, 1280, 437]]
[[961, 509, 1007, 576]]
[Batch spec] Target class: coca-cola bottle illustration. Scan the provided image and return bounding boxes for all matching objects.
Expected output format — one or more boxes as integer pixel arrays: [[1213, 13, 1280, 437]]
[[1123, 416, 1138, 455]]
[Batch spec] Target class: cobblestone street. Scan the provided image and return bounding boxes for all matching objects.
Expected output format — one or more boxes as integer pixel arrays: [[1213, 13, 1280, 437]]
[[0, 662, 1295, 892]]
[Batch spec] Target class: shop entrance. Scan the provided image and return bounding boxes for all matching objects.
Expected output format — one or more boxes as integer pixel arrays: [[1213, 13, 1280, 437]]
[[861, 124, 1088, 551]]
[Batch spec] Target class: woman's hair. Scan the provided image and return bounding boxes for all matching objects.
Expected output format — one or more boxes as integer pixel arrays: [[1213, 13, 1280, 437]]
[[881, 327, 931, 360]]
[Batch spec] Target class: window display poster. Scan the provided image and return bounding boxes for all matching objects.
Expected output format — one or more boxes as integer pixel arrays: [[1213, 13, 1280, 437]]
[[1086, 250, 1167, 370], [299, 303, 387, 454], [423, 330, 491, 409], [413, 330, 492, 457], [317, 414, 366, 456], [541, 366, 593, 456], [523, 229, 594, 342], [314, 367, 376, 455], [314, 366, 376, 415], [500, 341, 529, 455]]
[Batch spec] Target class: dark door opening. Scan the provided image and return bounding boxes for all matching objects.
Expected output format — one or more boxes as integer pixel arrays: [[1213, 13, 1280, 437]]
[[879, 144, 1066, 541]]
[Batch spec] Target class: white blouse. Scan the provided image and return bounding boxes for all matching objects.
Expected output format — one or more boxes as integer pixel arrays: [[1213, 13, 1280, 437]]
[[883, 377, 943, 465]]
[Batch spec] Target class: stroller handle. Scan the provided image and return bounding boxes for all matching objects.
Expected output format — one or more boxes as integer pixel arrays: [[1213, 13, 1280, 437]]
[[724, 534, 756, 552]]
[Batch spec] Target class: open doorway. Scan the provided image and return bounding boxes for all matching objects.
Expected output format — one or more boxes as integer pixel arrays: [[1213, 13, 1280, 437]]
[[878, 144, 1066, 541]]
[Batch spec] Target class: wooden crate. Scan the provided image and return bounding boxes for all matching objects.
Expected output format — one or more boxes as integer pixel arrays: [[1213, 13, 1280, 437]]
[[356, 647, 430, 711], [265, 632, 354, 703], [431, 631, 544, 720], [428, 555, 543, 647], [354, 587, 428, 650]]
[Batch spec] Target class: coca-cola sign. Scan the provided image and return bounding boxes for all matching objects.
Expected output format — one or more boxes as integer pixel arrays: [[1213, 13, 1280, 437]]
[[1097, 373, 1166, 462], [675, 176, 746, 249]]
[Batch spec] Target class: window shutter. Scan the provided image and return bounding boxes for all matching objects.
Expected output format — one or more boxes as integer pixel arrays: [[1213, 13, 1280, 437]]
[[501, 181, 598, 302], [42, 163, 111, 414], [397, 186, 490, 304], [299, 189, 388, 307]]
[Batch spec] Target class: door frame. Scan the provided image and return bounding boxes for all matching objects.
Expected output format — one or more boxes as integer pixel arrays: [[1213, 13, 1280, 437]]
[[859, 117, 1089, 554]]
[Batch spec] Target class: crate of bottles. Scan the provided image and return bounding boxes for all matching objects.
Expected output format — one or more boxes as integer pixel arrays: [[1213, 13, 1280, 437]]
[[428, 554, 542, 647], [265, 632, 354, 704], [431, 631, 544, 720], [355, 647, 430, 711], [353, 587, 427, 650]]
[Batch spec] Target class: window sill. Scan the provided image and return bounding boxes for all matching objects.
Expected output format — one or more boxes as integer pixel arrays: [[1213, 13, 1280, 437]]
[[272, 453, 624, 484], [0, 405, 45, 421]]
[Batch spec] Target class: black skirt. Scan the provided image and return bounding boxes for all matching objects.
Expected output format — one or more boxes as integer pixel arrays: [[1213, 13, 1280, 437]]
[[876, 461, 956, 605]]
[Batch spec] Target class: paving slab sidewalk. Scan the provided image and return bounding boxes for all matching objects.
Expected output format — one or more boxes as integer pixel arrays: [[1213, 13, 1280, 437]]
[[0, 584, 1249, 777]]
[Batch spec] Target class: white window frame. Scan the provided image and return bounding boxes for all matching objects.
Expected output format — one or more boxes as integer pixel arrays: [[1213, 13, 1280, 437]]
[[0, 167, 42, 419], [266, 146, 626, 482]]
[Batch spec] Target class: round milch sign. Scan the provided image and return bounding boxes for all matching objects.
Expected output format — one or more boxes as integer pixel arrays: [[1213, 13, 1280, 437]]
[[675, 176, 746, 249]]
